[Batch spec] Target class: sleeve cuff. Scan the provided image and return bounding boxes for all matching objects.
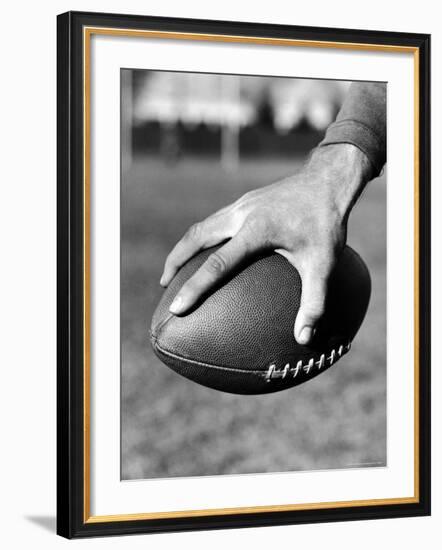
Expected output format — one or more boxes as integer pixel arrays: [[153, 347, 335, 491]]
[[318, 119, 386, 176]]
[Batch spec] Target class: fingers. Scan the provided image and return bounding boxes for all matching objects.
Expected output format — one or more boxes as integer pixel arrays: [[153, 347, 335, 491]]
[[160, 215, 230, 287], [293, 260, 331, 345], [169, 228, 255, 316]]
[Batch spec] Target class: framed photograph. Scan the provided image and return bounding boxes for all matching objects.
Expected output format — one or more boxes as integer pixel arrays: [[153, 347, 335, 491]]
[[57, 11, 431, 538]]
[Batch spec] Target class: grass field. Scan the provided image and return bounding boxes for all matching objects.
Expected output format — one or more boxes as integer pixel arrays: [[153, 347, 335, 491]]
[[121, 155, 386, 480]]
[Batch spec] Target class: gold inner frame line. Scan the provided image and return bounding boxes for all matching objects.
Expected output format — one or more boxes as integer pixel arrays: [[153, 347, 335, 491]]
[[82, 26, 420, 524]]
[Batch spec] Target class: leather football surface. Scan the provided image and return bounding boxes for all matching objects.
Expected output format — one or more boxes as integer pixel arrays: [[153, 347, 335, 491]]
[[150, 245, 371, 395]]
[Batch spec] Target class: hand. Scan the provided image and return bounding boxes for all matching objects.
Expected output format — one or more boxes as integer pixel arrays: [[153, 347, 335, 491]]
[[160, 144, 373, 345]]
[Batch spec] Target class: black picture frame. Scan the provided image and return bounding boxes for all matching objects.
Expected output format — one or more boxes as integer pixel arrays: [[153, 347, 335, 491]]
[[57, 10, 431, 539]]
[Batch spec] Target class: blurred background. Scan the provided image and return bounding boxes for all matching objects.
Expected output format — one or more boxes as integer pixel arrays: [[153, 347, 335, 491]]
[[121, 70, 386, 480]]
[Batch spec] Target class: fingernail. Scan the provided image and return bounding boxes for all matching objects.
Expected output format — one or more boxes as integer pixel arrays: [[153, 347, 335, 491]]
[[169, 295, 183, 314], [160, 275, 166, 286], [298, 326, 315, 345]]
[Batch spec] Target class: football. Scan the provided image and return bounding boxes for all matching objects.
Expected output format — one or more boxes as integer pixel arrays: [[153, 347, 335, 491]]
[[150, 245, 371, 395]]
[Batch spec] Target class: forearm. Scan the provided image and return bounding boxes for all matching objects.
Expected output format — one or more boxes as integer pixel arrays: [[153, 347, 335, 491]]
[[318, 82, 387, 176]]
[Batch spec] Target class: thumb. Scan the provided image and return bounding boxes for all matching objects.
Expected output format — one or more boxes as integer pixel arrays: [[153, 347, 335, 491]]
[[294, 263, 329, 345]]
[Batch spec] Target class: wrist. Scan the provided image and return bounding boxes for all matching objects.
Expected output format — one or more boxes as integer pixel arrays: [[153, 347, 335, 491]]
[[306, 143, 373, 221]]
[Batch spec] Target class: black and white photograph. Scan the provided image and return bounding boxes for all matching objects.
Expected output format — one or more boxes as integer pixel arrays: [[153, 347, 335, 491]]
[[121, 70, 387, 480], [55, 11, 431, 539], [2, 0, 439, 544]]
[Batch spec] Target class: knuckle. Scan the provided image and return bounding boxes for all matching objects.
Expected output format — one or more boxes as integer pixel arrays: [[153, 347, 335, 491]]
[[234, 189, 257, 208], [185, 222, 203, 243], [205, 252, 228, 276]]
